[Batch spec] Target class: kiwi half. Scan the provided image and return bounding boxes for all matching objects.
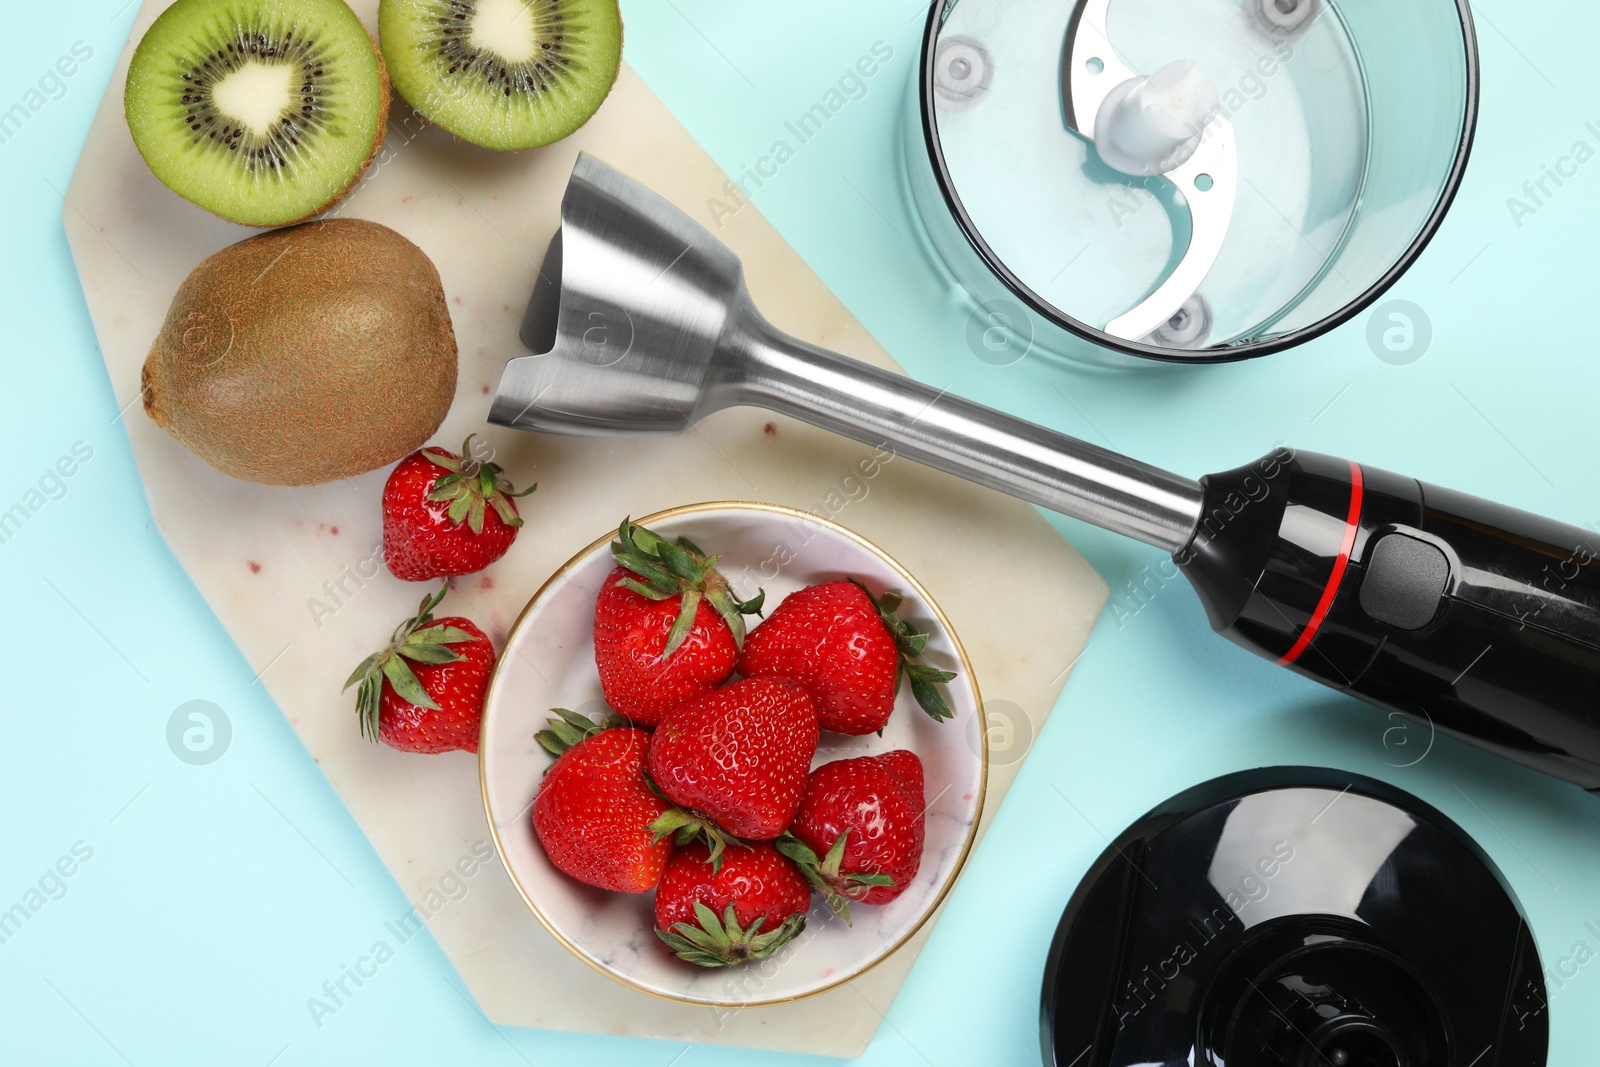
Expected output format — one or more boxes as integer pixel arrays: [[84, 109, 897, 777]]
[[125, 0, 389, 227], [379, 0, 622, 151]]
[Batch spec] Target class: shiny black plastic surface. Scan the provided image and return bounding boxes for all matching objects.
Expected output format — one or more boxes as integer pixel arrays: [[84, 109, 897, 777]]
[[1179, 450, 1600, 790], [1041, 768, 1547, 1067]]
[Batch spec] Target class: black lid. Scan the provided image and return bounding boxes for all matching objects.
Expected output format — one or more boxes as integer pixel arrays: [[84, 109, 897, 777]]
[[1041, 767, 1548, 1067]]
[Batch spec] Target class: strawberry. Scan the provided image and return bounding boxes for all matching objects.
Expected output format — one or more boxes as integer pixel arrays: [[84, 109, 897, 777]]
[[654, 842, 809, 967], [344, 583, 495, 754], [648, 678, 819, 864], [593, 519, 763, 727], [532, 712, 674, 893], [738, 579, 957, 735], [383, 434, 535, 582], [778, 750, 925, 923]]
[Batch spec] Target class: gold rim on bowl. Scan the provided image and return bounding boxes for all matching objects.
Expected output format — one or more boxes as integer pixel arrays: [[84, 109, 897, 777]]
[[477, 500, 988, 1008]]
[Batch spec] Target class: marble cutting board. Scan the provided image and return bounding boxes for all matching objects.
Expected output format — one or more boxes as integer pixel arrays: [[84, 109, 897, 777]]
[[63, 1, 1108, 1056]]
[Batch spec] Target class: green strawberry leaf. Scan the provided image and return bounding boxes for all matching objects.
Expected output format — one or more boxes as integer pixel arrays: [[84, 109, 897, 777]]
[[411, 624, 478, 645], [775, 834, 821, 871], [617, 576, 674, 601], [534, 707, 620, 757], [416, 583, 450, 621], [489, 493, 525, 529], [671, 927, 728, 958], [703, 587, 750, 647], [819, 891, 854, 926], [819, 829, 851, 880], [343, 652, 382, 693], [747, 916, 804, 958], [647, 809, 700, 842], [421, 449, 457, 471], [844, 872, 895, 887], [396, 643, 462, 665], [895, 630, 929, 658], [656, 903, 804, 966], [355, 675, 382, 742], [425, 473, 465, 501], [661, 588, 703, 660], [610, 547, 677, 589], [380, 656, 439, 710], [640, 771, 672, 804], [699, 902, 736, 941], [655, 539, 704, 583], [618, 520, 647, 551], [776, 833, 857, 926], [849, 578, 959, 725], [908, 667, 956, 722], [655, 943, 725, 967], [608, 518, 765, 658]]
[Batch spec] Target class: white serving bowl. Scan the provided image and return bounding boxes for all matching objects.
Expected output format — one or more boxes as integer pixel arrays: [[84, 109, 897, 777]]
[[479, 502, 986, 1008]]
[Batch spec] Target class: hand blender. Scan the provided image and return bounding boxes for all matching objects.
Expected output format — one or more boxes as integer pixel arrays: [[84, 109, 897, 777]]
[[490, 154, 1600, 791]]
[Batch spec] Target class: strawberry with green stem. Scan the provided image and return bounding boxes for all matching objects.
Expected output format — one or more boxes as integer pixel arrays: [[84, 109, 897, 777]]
[[646, 677, 819, 870], [532, 710, 674, 893], [654, 842, 809, 967], [775, 831, 894, 926], [594, 519, 764, 726], [777, 750, 926, 923], [738, 578, 957, 735], [344, 583, 494, 754], [383, 434, 536, 582]]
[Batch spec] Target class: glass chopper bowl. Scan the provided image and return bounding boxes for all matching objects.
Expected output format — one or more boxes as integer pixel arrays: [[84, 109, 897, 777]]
[[904, 0, 1479, 365]]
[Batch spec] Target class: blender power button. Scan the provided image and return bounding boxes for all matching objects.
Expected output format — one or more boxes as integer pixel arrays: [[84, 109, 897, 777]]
[[1359, 532, 1451, 631]]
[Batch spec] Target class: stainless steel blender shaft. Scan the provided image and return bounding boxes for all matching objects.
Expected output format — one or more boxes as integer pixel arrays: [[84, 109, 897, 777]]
[[490, 153, 1203, 552], [494, 156, 1600, 796], [717, 309, 1204, 551]]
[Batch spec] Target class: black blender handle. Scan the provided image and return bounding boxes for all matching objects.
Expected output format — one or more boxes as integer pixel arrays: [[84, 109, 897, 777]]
[[1179, 449, 1600, 790]]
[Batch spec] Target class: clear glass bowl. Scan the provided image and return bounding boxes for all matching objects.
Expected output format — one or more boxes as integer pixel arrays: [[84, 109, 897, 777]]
[[904, 0, 1478, 365]]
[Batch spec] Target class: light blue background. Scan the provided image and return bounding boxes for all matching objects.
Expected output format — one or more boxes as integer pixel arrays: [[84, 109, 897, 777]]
[[6, 1, 1599, 1063]]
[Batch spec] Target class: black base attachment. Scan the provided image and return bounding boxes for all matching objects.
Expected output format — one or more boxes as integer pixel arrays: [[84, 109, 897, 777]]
[[1041, 768, 1548, 1067]]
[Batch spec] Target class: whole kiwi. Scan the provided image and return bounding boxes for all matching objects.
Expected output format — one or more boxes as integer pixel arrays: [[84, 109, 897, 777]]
[[142, 219, 457, 486]]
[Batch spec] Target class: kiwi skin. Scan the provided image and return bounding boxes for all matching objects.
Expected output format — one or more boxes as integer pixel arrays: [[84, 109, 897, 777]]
[[142, 219, 457, 486]]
